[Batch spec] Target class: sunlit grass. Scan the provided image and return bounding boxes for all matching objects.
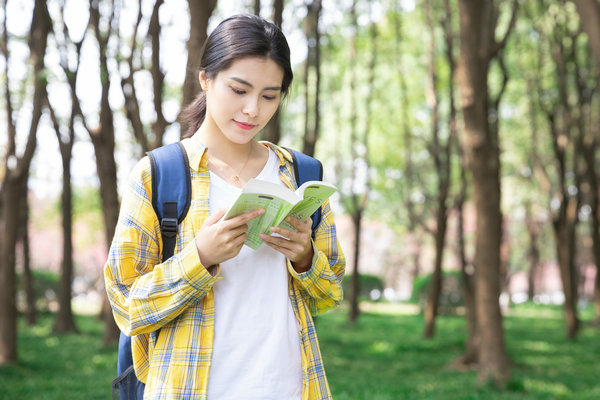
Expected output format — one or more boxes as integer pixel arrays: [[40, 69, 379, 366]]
[[0, 302, 598, 399], [320, 302, 600, 400], [0, 314, 116, 400]]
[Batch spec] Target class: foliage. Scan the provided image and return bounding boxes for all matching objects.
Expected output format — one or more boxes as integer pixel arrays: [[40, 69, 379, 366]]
[[411, 270, 463, 313], [2, 305, 599, 399], [342, 273, 384, 302], [16, 270, 59, 312]]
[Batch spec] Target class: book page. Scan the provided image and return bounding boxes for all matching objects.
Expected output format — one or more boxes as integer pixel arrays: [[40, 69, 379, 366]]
[[224, 192, 294, 250], [278, 182, 337, 231]]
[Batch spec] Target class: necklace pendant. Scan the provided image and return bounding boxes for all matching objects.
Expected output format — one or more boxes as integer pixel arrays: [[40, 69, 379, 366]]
[[232, 175, 241, 184]]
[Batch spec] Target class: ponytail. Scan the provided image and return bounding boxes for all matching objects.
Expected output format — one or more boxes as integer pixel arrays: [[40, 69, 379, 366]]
[[179, 92, 207, 138]]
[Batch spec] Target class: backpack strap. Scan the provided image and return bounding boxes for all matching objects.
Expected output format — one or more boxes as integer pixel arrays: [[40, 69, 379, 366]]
[[284, 148, 324, 237], [115, 142, 192, 400], [147, 142, 192, 261]]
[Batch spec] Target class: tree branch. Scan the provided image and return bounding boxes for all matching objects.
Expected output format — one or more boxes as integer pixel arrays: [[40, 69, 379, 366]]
[[149, 0, 168, 149], [490, 0, 519, 58]]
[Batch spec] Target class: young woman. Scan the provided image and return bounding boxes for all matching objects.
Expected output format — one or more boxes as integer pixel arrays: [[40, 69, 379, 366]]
[[104, 14, 345, 400]]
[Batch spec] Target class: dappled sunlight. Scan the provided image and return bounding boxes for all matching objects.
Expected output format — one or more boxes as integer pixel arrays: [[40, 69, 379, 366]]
[[359, 301, 420, 315], [525, 379, 570, 397]]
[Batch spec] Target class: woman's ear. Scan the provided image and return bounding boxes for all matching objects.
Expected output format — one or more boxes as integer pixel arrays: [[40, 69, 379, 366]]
[[199, 69, 209, 91]]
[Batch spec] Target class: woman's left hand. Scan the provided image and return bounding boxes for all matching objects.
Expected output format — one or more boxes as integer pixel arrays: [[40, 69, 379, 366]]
[[260, 217, 314, 273]]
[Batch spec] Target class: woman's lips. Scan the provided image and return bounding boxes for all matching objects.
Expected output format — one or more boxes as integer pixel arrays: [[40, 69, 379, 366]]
[[234, 120, 256, 130]]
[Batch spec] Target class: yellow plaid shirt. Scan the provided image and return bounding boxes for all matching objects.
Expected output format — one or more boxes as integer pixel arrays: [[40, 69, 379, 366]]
[[104, 137, 345, 399]]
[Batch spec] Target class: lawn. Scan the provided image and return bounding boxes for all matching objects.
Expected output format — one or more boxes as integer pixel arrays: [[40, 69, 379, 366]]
[[0, 303, 599, 399]]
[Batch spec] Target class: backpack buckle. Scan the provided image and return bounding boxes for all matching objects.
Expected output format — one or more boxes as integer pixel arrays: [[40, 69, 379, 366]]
[[161, 217, 178, 238]]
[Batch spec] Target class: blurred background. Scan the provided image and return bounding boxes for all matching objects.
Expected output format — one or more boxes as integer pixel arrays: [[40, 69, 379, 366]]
[[1, 0, 600, 398]]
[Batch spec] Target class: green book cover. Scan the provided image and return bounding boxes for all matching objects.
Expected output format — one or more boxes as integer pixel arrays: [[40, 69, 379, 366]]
[[223, 178, 337, 250]]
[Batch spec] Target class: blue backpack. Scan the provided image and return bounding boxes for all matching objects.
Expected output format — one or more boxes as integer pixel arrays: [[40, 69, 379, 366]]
[[112, 142, 324, 400]]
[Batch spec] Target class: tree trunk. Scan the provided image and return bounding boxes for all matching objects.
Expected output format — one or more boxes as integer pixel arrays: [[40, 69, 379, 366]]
[[539, 6, 587, 337], [181, 0, 217, 136], [253, 0, 260, 15], [17, 176, 36, 326], [457, 193, 479, 366], [525, 205, 540, 301], [120, 0, 170, 152], [273, 0, 283, 27], [92, 134, 121, 345], [0, 0, 50, 364], [594, 207, 600, 323], [349, 211, 362, 324], [424, 194, 448, 338], [344, 0, 374, 324], [553, 213, 580, 338], [0, 184, 19, 364], [453, 83, 478, 367], [53, 143, 77, 333], [261, 0, 285, 144], [88, 0, 122, 345], [572, 0, 600, 66], [301, 0, 322, 157], [457, 0, 512, 386], [411, 237, 422, 285], [423, 0, 451, 339], [587, 145, 600, 322]]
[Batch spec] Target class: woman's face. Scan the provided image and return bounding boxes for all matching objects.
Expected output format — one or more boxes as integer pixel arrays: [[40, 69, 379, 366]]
[[200, 56, 284, 145]]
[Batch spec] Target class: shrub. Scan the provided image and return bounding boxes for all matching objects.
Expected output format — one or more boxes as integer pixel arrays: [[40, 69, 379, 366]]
[[342, 273, 385, 302], [411, 270, 463, 314], [16, 269, 60, 312]]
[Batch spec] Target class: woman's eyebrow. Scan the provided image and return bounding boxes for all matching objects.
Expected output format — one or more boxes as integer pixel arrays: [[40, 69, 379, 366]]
[[229, 76, 282, 91]]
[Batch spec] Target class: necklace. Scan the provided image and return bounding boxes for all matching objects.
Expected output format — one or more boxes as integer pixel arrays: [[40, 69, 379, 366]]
[[209, 146, 253, 185]]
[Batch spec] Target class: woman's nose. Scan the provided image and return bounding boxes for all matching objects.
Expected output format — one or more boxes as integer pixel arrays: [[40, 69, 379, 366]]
[[242, 97, 259, 118]]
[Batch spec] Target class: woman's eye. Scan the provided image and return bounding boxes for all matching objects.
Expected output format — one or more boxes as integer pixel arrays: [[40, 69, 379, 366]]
[[263, 95, 277, 101], [231, 87, 245, 95]]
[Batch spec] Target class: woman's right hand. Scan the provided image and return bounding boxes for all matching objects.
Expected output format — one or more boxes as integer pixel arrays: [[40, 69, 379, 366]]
[[195, 208, 264, 267]]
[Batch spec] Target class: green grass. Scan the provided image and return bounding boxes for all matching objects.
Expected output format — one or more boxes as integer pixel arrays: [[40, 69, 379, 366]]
[[321, 304, 600, 400], [0, 314, 117, 400], [0, 304, 599, 399]]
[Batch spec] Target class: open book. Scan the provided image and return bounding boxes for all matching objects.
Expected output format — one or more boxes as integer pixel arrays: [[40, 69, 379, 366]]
[[223, 178, 337, 250]]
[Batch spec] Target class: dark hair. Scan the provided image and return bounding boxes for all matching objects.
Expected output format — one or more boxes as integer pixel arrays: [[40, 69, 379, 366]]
[[179, 14, 293, 138]]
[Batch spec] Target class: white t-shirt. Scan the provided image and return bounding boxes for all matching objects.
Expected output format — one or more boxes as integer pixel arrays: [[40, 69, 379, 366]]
[[206, 149, 303, 400]]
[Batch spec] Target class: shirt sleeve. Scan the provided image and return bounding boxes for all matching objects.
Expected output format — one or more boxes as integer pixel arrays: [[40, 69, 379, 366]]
[[287, 199, 346, 316], [104, 157, 220, 336]]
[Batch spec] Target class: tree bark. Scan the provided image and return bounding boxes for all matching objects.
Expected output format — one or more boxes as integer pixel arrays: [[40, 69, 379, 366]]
[[17, 177, 36, 326], [456, 0, 513, 386], [53, 140, 77, 333], [540, 5, 588, 337], [273, 0, 283, 27], [345, 0, 375, 324], [454, 84, 478, 367], [181, 0, 217, 136], [449, 0, 477, 364], [423, 0, 451, 339], [254, 0, 261, 15], [261, 0, 285, 144], [47, 2, 88, 334], [301, 0, 322, 157], [572, 0, 600, 66], [582, 128, 600, 321], [87, 0, 121, 345], [0, 0, 50, 364], [525, 204, 540, 301], [349, 212, 362, 323]]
